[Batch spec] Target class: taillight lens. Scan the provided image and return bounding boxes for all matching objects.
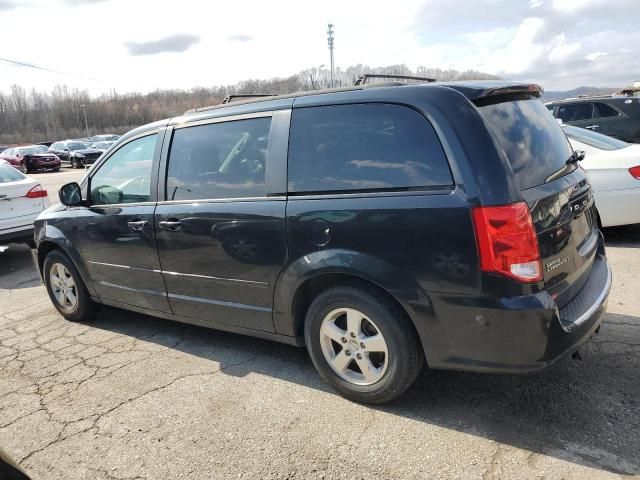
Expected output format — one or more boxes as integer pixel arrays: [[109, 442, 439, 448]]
[[629, 166, 640, 179], [25, 184, 48, 198], [472, 202, 542, 283]]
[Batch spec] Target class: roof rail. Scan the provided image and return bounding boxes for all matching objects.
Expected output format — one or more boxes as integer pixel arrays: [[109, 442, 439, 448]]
[[354, 74, 436, 86], [221, 94, 275, 104]]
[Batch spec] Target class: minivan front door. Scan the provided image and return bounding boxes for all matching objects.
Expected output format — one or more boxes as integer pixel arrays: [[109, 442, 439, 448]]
[[76, 132, 171, 313], [154, 114, 288, 332]]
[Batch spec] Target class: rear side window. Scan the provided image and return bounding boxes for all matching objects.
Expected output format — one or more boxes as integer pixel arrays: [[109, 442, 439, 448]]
[[556, 103, 593, 122], [287, 103, 452, 193], [479, 98, 574, 189], [166, 117, 271, 201], [563, 125, 628, 151], [594, 103, 619, 118]]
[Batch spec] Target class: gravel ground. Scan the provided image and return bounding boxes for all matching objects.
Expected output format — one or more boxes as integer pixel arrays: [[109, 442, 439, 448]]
[[0, 220, 638, 479]]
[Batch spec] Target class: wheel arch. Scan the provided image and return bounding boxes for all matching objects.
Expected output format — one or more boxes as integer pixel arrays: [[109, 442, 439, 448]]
[[273, 249, 432, 361], [36, 233, 97, 297]]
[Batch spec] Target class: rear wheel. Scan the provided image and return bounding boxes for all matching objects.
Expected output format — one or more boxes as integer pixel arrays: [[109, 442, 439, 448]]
[[43, 250, 97, 321], [304, 284, 423, 404]]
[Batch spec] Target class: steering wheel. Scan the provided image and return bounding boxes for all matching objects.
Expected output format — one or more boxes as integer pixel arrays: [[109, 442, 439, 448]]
[[238, 157, 264, 175]]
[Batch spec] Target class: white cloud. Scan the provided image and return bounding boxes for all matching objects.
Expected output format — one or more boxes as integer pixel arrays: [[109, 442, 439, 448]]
[[0, 0, 635, 94]]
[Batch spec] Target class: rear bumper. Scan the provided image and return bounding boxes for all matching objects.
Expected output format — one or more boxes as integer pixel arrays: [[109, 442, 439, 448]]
[[0, 225, 34, 245], [428, 254, 611, 374]]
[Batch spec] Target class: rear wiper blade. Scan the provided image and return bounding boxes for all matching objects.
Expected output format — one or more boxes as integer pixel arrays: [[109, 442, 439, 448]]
[[566, 150, 585, 165]]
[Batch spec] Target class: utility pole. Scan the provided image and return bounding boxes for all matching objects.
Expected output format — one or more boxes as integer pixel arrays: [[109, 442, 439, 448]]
[[327, 23, 335, 88], [80, 104, 89, 138]]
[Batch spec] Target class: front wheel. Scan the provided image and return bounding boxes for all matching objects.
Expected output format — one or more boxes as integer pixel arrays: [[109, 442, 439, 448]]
[[43, 250, 97, 321], [20, 162, 29, 174], [304, 285, 423, 404]]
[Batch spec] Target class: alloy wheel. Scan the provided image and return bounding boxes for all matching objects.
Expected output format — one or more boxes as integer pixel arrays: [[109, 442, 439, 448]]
[[319, 307, 389, 386], [49, 263, 78, 313], [20, 162, 28, 174]]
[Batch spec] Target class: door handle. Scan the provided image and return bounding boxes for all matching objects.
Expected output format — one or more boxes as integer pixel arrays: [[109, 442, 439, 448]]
[[585, 124, 599, 130], [127, 220, 148, 232], [158, 220, 182, 231]]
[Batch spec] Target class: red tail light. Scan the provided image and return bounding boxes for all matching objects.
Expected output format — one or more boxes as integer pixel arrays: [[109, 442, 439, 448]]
[[472, 202, 542, 283], [629, 166, 640, 179], [25, 184, 48, 198]]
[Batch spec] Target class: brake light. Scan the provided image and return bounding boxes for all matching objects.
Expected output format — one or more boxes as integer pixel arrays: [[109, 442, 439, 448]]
[[629, 166, 640, 179], [25, 184, 48, 198], [472, 202, 542, 283]]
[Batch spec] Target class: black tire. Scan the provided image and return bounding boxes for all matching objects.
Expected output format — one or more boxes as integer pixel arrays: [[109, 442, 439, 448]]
[[304, 284, 423, 404], [20, 162, 29, 174], [70, 158, 79, 169], [43, 250, 97, 322]]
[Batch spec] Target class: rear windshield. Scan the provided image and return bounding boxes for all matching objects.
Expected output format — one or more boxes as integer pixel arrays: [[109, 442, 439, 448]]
[[0, 162, 25, 183], [479, 98, 574, 189], [563, 125, 629, 151]]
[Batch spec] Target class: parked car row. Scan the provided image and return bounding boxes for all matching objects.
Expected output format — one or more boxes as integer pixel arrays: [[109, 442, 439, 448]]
[[546, 95, 640, 143], [0, 159, 50, 245], [0, 134, 120, 172]]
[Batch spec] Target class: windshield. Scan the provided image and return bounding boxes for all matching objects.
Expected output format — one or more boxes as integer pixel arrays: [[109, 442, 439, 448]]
[[563, 125, 629, 151], [68, 142, 88, 151], [479, 98, 574, 189], [0, 162, 25, 182], [19, 145, 48, 155]]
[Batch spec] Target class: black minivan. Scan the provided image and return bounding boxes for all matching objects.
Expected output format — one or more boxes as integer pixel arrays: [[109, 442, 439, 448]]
[[33, 80, 611, 403]]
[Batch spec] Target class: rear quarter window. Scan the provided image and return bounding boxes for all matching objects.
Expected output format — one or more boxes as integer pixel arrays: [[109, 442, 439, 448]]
[[287, 103, 452, 193], [479, 98, 574, 189]]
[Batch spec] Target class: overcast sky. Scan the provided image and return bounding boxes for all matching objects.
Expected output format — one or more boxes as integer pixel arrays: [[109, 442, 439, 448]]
[[0, 0, 636, 95]]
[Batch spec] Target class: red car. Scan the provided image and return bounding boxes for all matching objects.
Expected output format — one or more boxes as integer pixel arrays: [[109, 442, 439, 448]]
[[0, 145, 61, 173]]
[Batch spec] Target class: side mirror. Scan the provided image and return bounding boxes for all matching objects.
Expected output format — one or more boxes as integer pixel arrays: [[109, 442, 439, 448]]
[[59, 182, 83, 206]]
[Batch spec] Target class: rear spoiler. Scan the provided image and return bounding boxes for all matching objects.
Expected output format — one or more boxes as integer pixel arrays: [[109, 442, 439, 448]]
[[477, 84, 543, 99], [446, 83, 544, 102]]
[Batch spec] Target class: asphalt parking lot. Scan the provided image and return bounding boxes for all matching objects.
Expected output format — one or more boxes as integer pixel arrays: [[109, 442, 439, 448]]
[[1, 170, 639, 479], [28, 165, 88, 198]]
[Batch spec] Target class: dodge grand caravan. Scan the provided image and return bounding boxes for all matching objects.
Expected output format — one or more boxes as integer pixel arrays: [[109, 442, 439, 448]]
[[33, 80, 611, 404]]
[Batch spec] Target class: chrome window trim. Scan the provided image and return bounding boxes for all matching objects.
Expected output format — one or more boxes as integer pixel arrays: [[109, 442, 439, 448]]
[[86, 130, 162, 207], [172, 110, 273, 130]]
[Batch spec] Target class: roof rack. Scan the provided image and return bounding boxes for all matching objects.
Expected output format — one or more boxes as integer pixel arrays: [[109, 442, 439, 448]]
[[221, 94, 275, 104], [354, 74, 436, 86]]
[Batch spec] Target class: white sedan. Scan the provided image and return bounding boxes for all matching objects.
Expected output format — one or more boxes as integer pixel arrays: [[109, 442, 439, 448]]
[[564, 125, 640, 227], [0, 160, 50, 246]]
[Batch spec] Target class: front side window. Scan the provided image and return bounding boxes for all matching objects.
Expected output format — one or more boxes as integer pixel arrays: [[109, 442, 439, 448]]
[[166, 117, 271, 201], [556, 103, 594, 122], [287, 103, 452, 193], [90, 134, 157, 205]]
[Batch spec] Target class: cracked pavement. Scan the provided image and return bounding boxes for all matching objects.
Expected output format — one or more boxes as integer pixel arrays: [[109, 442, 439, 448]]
[[0, 224, 639, 479]]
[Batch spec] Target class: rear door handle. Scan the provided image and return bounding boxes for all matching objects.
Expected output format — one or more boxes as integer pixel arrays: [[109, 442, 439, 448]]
[[127, 220, 148, 232], [158, 220, 182, 231], [585, 124, 599, 130]]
